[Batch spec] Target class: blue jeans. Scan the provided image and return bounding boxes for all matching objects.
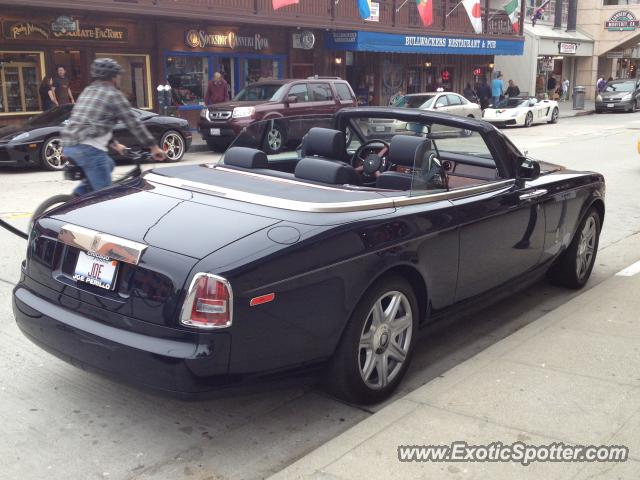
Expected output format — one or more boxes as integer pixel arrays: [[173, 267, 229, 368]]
[[63, 144, 114, 196], [491, 96, 500, 107]]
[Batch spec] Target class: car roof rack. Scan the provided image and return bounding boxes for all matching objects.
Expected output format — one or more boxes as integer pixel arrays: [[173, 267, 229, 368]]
[[306, 75, 342, 80]]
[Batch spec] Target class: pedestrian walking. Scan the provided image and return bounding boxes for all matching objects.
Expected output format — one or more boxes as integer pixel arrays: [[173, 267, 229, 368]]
[[597, 76, 606, 92], [491, 73, 504, 107], [53, 65, 75, 105], [505, 79, 520, 98], [562, 78, 570, 101], [547, 75, 557, 99], [39, 76, 58, 111], [204, 72, 230, 105], [477, 79, 491, 109]]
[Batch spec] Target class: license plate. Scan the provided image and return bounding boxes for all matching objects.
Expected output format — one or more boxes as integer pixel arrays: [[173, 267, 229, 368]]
[[210, 128, 221, 136], [374, 125, 386, 132], [607, 103, 614, 108], [73, 251, 118, 290]]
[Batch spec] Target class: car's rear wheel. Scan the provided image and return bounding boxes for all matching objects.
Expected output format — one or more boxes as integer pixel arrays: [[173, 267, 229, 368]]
[[524, 112, 533, 127], [40, 137, 66, 171], [262, 123, 285, 155], [325, 275, 418, 404], [548, 107, 559, 123], [547, 207, 601, 289], [161, 130, 185, 162]]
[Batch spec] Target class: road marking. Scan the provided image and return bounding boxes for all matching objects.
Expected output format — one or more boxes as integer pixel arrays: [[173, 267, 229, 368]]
[[0, 212, 32, 220], [615, 260, 640, 277]]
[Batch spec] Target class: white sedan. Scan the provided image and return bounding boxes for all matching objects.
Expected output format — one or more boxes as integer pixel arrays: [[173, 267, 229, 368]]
[[482, 97, 559, 127]]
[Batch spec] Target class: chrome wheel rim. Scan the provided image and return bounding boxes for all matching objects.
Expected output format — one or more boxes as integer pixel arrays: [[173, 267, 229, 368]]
[[525, 113, 533, 127], [162, 132, 184, 161], [552, 109, 558, 121], [267, 128, 282, 151], [358, 290, 413, 390], [44, 138, 65, 169], [576, 216, 597, 280]]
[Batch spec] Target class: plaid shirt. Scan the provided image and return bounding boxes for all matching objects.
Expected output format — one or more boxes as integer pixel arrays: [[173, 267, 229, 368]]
[[62, 81, 156, 148]]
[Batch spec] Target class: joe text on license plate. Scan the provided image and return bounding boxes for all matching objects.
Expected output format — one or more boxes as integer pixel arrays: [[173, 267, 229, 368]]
[[73, 251, 118, 290]]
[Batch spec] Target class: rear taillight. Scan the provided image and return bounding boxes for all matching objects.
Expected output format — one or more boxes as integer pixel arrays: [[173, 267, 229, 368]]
[[180, 273, 233, 329]]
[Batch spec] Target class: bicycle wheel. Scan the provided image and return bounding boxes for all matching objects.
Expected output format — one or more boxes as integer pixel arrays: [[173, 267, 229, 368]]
[[30, 194, 74, 232]]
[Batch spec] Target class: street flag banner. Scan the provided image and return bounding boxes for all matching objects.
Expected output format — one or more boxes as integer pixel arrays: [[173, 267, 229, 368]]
[[358, 0, 372, 19], [462, 0, 483, 34], [272, 0, 299, 9], [503, 0, 520, 33], [416, 0, 434, 26]]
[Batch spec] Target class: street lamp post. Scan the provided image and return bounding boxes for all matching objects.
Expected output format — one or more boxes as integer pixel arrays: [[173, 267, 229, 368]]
[[156, 83, 172, 116]]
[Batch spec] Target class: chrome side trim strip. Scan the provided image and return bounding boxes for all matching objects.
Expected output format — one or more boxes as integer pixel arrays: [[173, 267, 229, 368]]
[[145, 173, 515, 213], [58, 224, 147, 265]]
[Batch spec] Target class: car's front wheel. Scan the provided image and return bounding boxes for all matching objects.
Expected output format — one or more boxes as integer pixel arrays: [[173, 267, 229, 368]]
[[161, 130, 186, 162], [547, 207, 601, 289], [326, 275, 418, 404], [40, 137, 66, 171]]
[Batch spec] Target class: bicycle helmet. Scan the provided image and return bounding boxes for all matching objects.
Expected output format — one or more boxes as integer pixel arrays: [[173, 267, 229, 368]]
[[90, 58, 124, 80]]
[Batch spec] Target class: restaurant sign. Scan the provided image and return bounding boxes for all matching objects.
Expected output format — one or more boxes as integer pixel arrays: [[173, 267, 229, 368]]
[[2, 17, 128, 41], [605, 11, 639, 32], [186, 30, 270, 51]]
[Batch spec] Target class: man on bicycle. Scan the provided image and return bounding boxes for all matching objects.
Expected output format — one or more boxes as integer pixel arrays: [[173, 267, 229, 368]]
[[62, 58, 165, 196]]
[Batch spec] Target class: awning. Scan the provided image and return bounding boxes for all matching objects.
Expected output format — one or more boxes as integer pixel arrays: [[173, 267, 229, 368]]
[[326, 31, 524, 56]]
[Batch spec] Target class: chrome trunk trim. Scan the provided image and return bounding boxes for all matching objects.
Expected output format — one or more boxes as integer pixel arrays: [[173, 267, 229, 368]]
[[58, 224, 148, 265]]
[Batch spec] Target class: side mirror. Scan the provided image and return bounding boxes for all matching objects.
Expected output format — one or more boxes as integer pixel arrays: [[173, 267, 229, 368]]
[[286, 95, 298, 105], [517, 156, 541, 182]]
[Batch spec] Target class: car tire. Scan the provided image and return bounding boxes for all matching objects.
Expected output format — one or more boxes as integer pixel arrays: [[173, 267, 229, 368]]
[[325, 275, 418, 405], [262, 122, 285, 155], [206, 139, 229, 152], [547, 207, 601, 289], [160, 130, 186, 162], [30, 194, 74, 232], [40, 137, 66, 171], [548, 107, 559, 124], [524, 112, 533, 128]]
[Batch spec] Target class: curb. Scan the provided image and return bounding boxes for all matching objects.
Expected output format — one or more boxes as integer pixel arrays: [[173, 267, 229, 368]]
[[560, 109, 595, 119]]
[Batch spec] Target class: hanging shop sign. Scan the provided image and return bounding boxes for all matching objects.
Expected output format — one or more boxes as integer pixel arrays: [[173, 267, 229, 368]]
[[558, 42, 578, 54], [2, 17, 128, 41], [365, 2, 380, 22], [605, 11, 639, 32], [185, 29, 270, 51], [541, 57, 554, 72], [292, 30, 315, 50]]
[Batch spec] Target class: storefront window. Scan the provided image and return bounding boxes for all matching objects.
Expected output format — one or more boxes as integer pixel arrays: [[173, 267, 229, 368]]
[[96, 54, 152, 109], [166, 55, 208, 106], [242, 58, 280, 86], [0, 51, 44, 114]]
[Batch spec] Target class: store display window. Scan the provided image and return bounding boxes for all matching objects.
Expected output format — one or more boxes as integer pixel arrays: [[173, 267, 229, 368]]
[[0, 51, 45, 114], [166, 54, 209, 106]]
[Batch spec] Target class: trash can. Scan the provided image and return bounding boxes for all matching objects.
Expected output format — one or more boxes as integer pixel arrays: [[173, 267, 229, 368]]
[[573, 86, 585, 110]]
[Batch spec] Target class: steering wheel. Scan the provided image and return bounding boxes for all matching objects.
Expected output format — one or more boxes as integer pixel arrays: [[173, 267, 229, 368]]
[[351, 139, 391, 183]]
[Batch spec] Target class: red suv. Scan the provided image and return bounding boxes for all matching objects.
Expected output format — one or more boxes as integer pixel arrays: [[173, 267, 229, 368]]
[[198, 77, 357, 153]]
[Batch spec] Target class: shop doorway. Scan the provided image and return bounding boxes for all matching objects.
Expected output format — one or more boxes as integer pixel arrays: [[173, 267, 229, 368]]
[[292, 64, 314, 79], [53, 49, 86, 99], [216, 56, 236, 99]]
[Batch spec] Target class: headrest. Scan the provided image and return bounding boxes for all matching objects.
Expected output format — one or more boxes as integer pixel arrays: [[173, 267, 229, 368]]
[[302, 128, 346, 160], [294, 158, 360, 185], [223, 147, 268, 169], [388, 135, 431, 167]]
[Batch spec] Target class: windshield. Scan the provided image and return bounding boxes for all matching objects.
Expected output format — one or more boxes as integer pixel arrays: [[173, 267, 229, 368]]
[[393, 95, 435, 109], [233, 84, 285, 101], [27, 105, 73, 126], [497, 98, 529, 108], [604, 82, 635, 93]]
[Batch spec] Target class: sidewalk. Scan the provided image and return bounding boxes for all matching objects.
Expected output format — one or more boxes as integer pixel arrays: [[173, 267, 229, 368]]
[[272, 249, 640, 479], [558, 99, 595, 118]]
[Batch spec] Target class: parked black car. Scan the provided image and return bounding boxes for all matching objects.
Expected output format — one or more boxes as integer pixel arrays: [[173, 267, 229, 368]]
[[0, 104, 192, 170], [14, 108, 604, 404], [596, 79, 640, 113]]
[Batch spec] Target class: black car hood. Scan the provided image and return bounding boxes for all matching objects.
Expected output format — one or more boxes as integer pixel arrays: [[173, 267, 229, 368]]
[[48, 183, 281, 259]]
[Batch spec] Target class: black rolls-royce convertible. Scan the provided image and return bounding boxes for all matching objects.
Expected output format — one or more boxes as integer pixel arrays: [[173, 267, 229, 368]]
[[13, 108, 604, 404], [0, 104, 191, 170]]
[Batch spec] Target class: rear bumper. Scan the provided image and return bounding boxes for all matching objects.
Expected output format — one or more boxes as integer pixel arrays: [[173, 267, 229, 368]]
[[13, 284, 235, 397]]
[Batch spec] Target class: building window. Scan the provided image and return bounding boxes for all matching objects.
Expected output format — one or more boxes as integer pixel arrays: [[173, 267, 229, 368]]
[[242, 58, 281, 86], [0, 51, 45, 114], [96, 53, 152, 109], [166, 54, 208, 106]]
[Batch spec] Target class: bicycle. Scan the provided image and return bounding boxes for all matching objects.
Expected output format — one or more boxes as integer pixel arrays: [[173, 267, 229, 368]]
[[30, 149, 152, 232]]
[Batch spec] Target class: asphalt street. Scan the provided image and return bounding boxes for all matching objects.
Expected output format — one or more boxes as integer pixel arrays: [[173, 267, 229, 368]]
[[0, 112, 638, 480]]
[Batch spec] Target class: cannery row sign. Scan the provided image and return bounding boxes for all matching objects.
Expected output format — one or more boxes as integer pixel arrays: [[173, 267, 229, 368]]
[[605, 11, 639, 32], [186, 29, 270, 51], [3, 16, 128, 41]]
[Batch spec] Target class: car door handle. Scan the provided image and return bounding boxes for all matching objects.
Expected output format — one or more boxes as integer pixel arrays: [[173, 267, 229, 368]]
[[519, 189, 547, 201]]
